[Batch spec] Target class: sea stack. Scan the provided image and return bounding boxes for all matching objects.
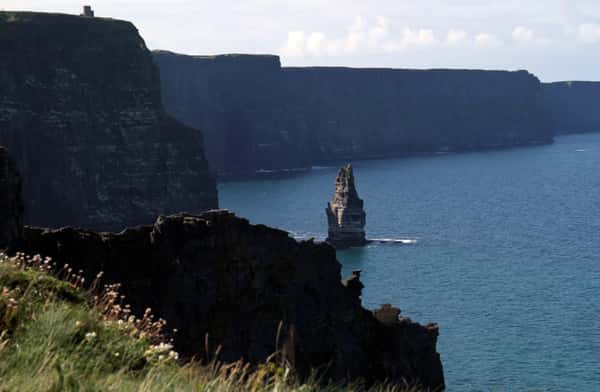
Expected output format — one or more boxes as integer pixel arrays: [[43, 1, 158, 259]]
[[0, 147, 24, 250], [326, 164, 367, 248]]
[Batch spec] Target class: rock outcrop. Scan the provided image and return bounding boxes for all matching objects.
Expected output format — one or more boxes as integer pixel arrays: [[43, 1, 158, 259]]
[[0, 12, 217, 230], [22, 211, 444, 389], [154, 50, 553, 177], [326, 165, 367, 248], [0, 147, 23, 250], [543, 81, 600, 134]]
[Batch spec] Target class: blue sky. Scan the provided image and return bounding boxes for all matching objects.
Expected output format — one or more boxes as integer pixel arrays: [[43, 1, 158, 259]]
[[3, 0, 600, 81]]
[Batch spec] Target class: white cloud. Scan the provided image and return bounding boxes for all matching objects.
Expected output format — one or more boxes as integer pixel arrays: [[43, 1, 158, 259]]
[[577, 23, 600, 44], [474, 33, 502, 48], [368, 16, 390, 45], [403, 28, 438, 47], [281, 31, 307, 57], [511, 26, 550, 46], [306, 32, 326, 55], [445, 29, 468, 46], [512, 26, 534, 42], [281, 16, 440, 58]]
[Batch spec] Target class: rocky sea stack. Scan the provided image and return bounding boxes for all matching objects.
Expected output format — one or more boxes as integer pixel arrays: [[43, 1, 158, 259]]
[[326, 164, 367, 249], [0, 147, 23, 250]]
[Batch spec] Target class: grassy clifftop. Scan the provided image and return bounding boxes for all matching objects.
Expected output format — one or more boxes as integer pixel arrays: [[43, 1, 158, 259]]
[[0, 252, 420, 391], [0, 11, 138, 34]]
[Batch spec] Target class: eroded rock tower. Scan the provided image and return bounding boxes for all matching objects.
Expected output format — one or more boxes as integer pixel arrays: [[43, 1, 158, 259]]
[[326, 164, 367, 248]]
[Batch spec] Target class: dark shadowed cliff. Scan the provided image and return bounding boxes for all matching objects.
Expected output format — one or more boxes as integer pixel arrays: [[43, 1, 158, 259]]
[[1, 146, 445, 388], [543, 81, 600, 134], [0, 12, 217, 230], [23, 211, 444, 389], [0, 147, 23, 250], [154, 51, 552, 177]]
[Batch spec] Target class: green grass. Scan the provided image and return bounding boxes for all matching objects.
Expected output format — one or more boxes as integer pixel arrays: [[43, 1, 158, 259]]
[[0, 253, 420, 391]]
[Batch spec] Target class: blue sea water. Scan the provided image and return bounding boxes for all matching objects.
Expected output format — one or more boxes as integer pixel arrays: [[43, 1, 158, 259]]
[[219, 133, 600, 391]]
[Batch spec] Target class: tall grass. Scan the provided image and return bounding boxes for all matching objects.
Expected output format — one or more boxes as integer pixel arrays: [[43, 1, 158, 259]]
[[0, 253, 422, 391]]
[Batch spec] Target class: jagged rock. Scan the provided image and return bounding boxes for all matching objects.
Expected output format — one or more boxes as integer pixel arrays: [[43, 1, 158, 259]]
[[342, 270, 364, 299], [374, 304, 402, 326], [0, 12, 217, 230], [326, 164, 367, 248], [22, 211, 444, 389], [0, 147, 23, 250]]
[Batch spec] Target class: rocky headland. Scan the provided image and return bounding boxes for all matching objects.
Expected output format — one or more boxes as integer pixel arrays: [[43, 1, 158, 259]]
[[326, 164, 367, 249], [21, 211, 444, 388], [154, 50, 553, 177], [0, 12, 217, 230], [0, 143, 445, 388]]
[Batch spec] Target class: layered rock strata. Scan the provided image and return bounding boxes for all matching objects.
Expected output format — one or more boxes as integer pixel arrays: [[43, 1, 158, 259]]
[[0, 147, 23, 250], [0, 12, 217, 230], [326, 164, 367, 248], [22, 211, 444, 389]]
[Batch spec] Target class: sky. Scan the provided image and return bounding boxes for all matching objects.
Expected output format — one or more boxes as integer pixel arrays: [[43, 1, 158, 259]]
[[2, 0, 600, 82]]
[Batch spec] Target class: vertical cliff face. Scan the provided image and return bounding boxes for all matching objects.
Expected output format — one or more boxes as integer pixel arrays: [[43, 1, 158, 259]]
[[22, 211, 444, 389], [0, 147, 23, 250], [543, 81, 600, 134], [0, 12, 217, 230], [154, 51, 552, 177], [326, 164, 367, 248], [153, 51, 291, 176]]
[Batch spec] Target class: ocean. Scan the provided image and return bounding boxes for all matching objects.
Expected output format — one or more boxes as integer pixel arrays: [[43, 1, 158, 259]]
[[219, 133, 600, 391]]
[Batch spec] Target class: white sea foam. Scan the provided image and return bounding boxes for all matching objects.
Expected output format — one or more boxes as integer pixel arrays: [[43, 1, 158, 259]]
[[369, 238, 418, 245]]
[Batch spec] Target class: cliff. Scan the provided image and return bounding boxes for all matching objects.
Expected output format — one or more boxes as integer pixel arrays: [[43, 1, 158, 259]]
[[154, 51, 552, 177], [326, 164, 367, 248], [543, 81, 600, 134], [21, 211, 444, 388], [0, 12, 217, 230], [0, 147, 23, 250]]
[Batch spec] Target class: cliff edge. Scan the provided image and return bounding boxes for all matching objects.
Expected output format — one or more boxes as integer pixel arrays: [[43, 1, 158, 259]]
[[22, 211, 444, 388], [0, 12, 218, 230]]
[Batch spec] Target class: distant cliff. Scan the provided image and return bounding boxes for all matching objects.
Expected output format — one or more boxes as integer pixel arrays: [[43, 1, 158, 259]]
[[0, 12, 217, 230], [154, 51, 552, 177], [543, 81, 600, 134]]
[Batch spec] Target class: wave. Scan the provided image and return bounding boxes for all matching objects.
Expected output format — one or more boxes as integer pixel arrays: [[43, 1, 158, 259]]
[[289, 233, 418, 246], [369, 238, 418, 245]]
